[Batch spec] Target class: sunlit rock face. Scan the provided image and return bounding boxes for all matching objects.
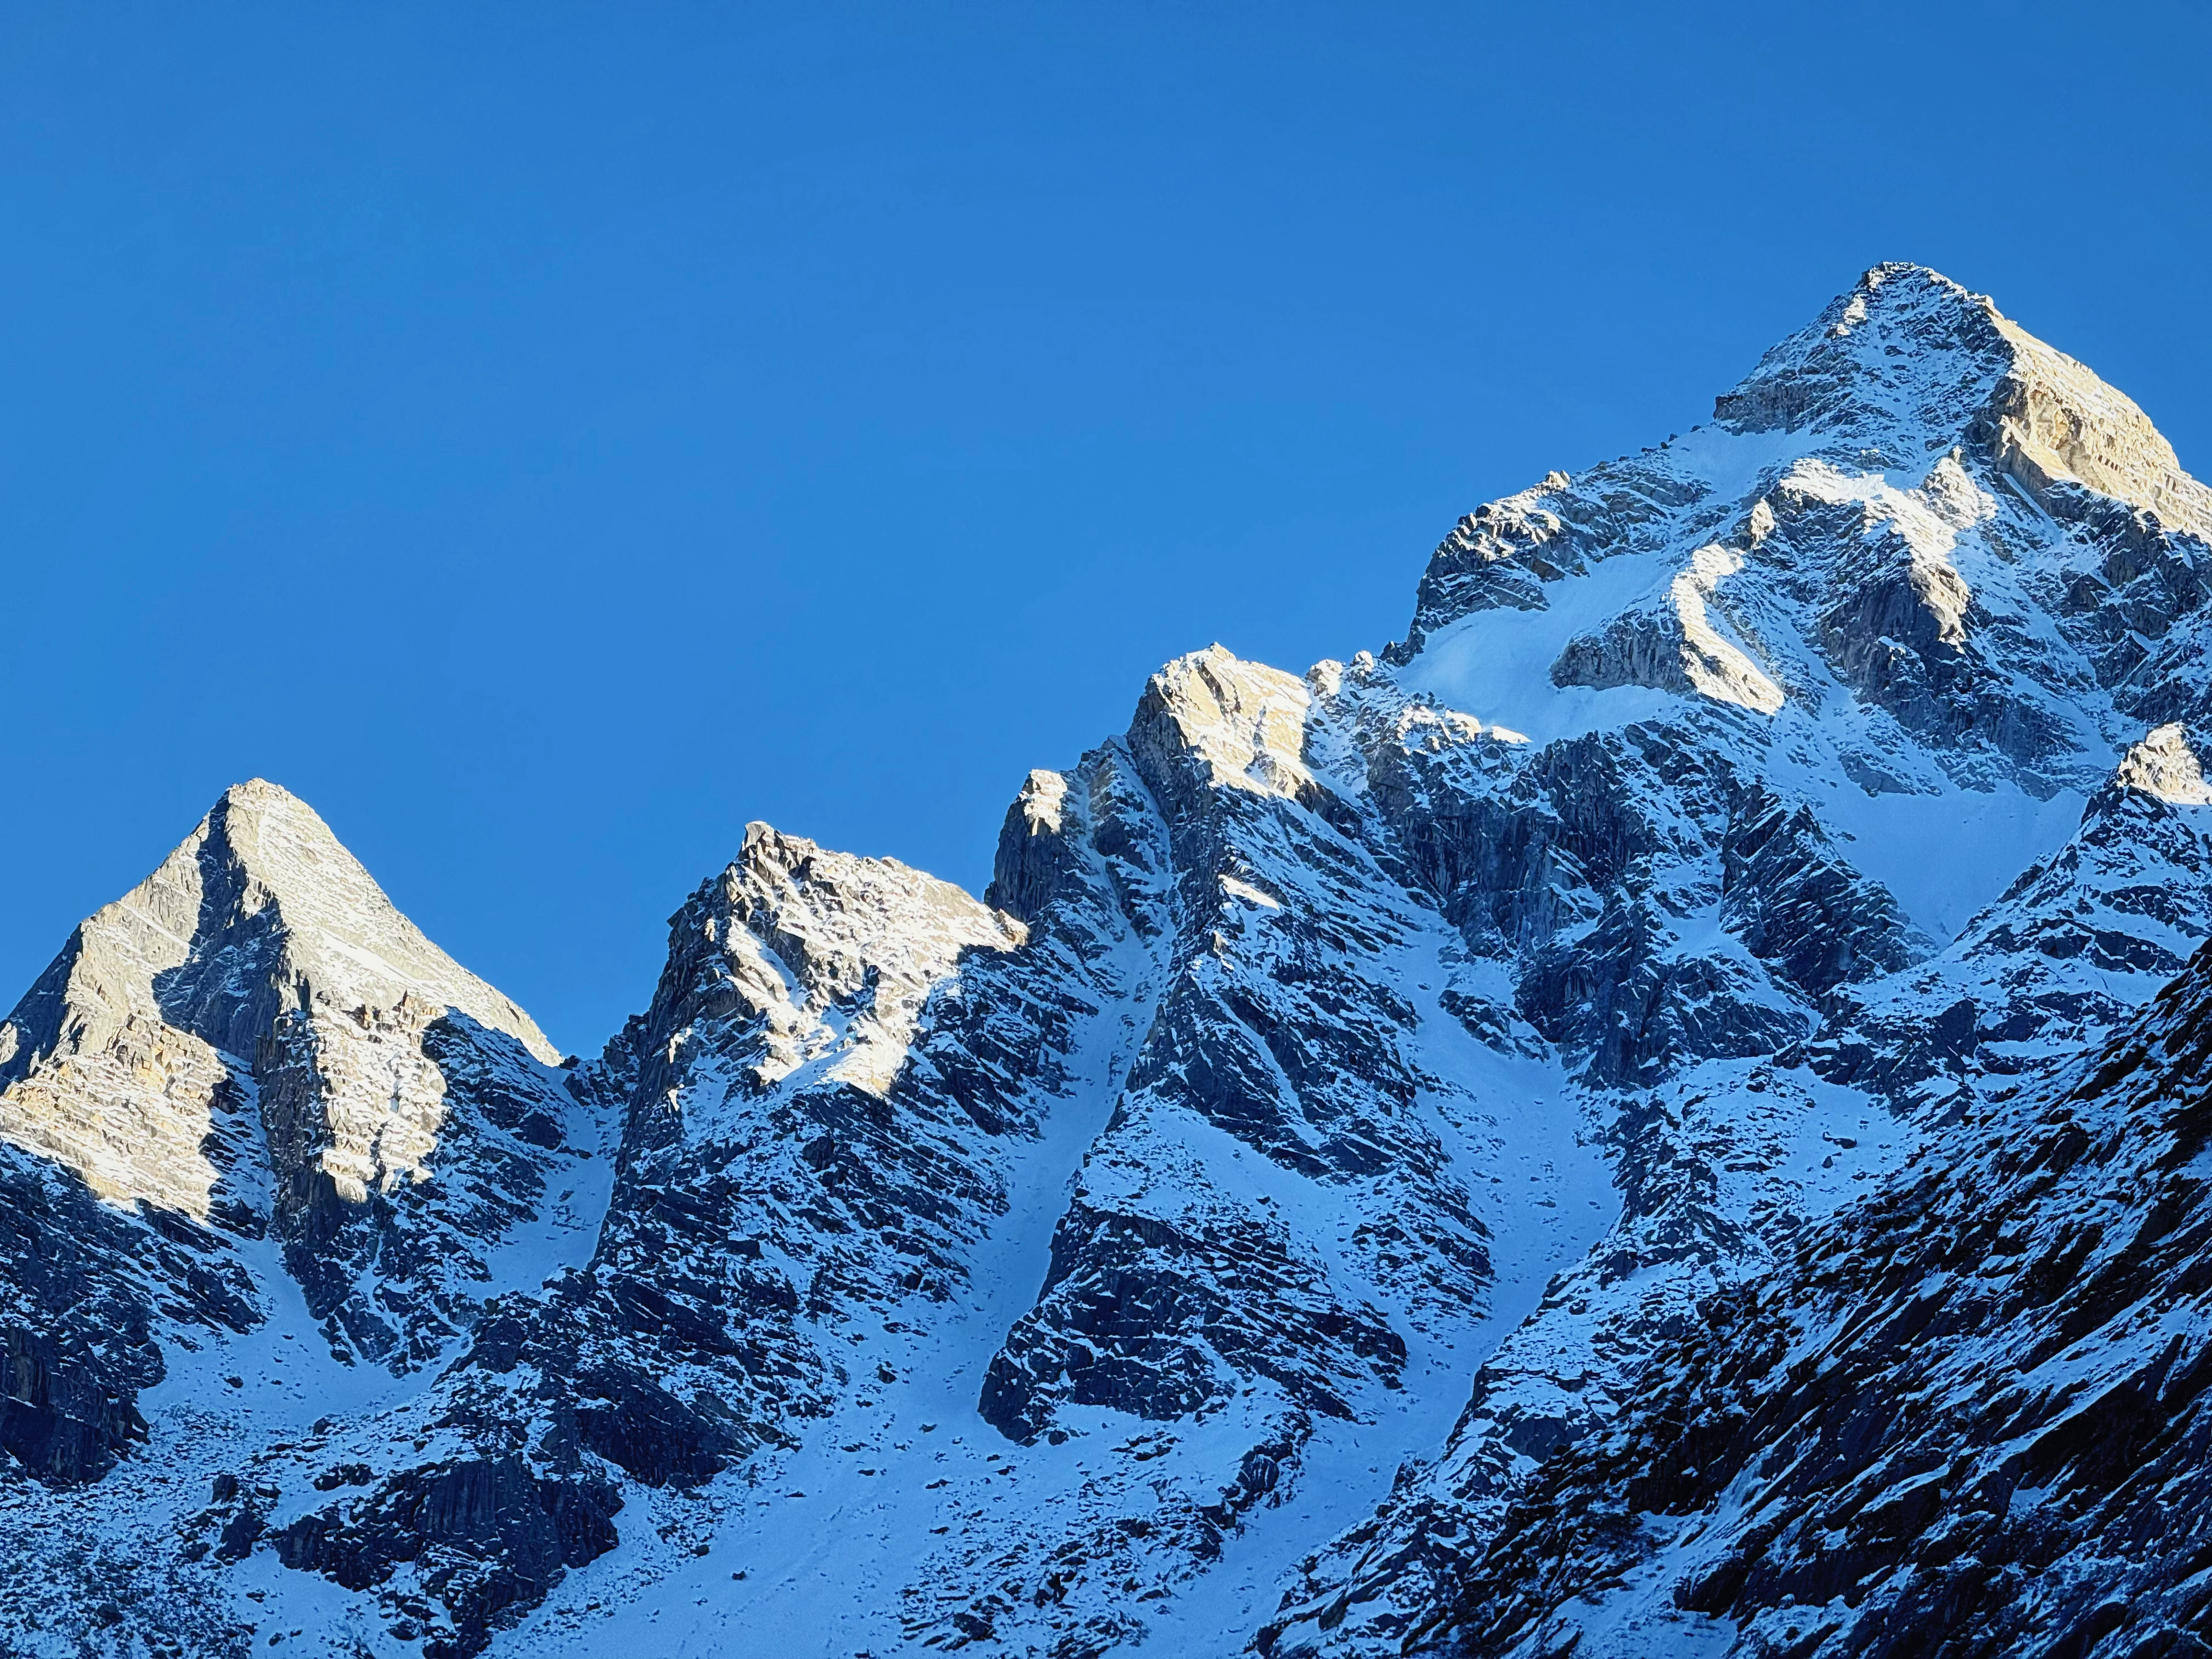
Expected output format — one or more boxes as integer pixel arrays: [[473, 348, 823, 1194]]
[[0, 782, 611, 1649], [10, 264, 2212, 1659], [0, 781, 598, 1379]]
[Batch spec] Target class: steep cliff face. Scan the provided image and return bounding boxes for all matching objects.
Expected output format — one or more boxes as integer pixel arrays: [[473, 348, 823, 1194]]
[[912, 650, 1599, 1659], [1266, 264, 2212, 1659], [1422, 935, 2212, 1659], [5, 264, 2211, 1659], [244, 659, 1605, 1659]]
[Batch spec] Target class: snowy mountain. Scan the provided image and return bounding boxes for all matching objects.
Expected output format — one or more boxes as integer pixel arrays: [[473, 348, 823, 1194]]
[[4, 263, 2210, 1659]]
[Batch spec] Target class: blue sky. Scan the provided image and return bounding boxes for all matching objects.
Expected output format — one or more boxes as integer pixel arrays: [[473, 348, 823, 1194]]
[[3, 2, 2208, 1053]]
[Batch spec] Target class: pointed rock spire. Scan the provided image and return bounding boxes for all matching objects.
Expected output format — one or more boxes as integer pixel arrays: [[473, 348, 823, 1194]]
[[2114, 723, 2212, 805], [0, 780, 597, 1371]]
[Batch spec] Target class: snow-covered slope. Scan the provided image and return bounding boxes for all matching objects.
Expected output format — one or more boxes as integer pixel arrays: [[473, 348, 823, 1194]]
[[5, 264, 2211, 1659], [1426, 929, 2212, 1658]]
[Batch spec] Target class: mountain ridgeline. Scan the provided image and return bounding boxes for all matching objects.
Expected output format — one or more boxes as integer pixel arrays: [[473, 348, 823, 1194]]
[[5, 264, 2212, 1659]]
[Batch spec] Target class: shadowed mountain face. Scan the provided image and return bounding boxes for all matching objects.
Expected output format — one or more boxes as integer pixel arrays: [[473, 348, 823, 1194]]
[[6, 264, 2212, 1659], [1418, 938, 2212, 1659]]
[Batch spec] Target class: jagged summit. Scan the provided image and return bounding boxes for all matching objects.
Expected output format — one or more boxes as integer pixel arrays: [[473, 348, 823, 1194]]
[[1379, 260, 2212, 837], [1714, 262, 2021, 446], [175, 778, 557, 1060], [1392, 263, 2212, 689], [634, 817, 1025, 1113], [1718, 262, 2212, 537], [1133, 644, 1323, 805], [0, 777, 601, 1394], [2, 778, 555, 1095]]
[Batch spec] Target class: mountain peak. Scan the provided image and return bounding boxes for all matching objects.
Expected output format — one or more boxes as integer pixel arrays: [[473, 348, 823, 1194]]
[[0, 772, 602, 1393], [221, 774, 303, 805], [16, 266, 2212, 1659], [1391, 262, 2212, 782], [208, 776, 336, 854], [1712, 262, 2016, 447], [0, 778, 563, 1216], [1131, 644, 1321, 806], [2116, 723, 2212, 805], [170, 781, 558, 1064], [1709, 262, 2212, 537]]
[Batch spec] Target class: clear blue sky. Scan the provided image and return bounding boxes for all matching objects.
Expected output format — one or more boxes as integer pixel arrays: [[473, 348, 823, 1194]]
[[4, 2, 2208, 1055]]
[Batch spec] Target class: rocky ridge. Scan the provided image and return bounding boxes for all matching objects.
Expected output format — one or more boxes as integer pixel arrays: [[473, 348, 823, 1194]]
[[3, 264, 2210, 1659], [1256, 266, 2212, 1658]]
